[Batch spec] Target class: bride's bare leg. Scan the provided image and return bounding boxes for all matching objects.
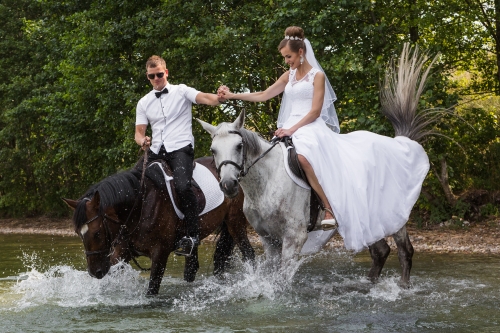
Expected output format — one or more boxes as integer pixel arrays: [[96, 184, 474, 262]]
[[297, 154, 335, 220]]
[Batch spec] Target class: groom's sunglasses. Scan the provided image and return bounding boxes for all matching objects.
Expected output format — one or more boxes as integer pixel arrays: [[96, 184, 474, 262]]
[[147, 72, 165, 80]]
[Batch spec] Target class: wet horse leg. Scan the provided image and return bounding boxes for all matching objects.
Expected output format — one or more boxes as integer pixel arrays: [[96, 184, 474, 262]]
[[368, 238, 391, 283], [184, 246, 200, 282], [147, 248, 170, 296], [392, 225, 414, 288], [213, 222, 236, 277], [281, 227, 307, 268], [225, 212, 256, 264], [260, 235, 282, 271], [236, 233, 255, 263]]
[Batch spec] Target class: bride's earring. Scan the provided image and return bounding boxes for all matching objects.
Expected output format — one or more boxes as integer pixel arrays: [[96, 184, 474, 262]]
[[300, 56, 304, 65]]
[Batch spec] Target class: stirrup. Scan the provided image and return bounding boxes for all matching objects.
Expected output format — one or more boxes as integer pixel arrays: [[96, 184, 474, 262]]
[[321, 207, 337, 231], [174, 236, 198, 257]]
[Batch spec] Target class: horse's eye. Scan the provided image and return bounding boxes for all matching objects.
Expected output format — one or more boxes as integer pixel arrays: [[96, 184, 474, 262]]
[[210, 148, 216, 155], [237, 143, 243, 150], [94, 231, 100, 239]]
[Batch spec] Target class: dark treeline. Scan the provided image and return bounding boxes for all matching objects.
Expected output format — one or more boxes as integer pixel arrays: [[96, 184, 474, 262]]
[[0, 0, 498, 224]]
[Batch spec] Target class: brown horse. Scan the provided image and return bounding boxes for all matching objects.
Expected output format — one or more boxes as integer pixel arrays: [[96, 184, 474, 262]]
[[63, 156, 255, 295]]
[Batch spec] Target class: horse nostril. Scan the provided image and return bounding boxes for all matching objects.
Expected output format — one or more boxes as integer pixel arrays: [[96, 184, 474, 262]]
[[94, 269, 104, 279], [219, 179, 237, 193]]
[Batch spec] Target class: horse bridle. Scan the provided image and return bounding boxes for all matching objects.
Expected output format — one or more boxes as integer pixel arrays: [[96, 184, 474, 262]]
[[80, 198, 123, 257], [213, 130, 280, 181], [80, 200, 152, 273], [213, 130, 247, 180]]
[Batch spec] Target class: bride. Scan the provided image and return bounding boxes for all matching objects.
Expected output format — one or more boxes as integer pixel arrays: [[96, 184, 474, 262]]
[[217, 26, 429, 252]]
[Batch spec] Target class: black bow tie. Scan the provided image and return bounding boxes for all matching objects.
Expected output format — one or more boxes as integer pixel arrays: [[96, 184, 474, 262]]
[[155, 87, 168, 98]]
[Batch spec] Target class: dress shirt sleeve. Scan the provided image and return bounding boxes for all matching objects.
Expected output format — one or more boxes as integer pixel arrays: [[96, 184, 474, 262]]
[[135, 96, 149, 125], [179, 84, 200, 104]]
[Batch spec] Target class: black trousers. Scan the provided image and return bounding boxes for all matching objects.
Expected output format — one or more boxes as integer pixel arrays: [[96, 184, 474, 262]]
[[148, 144, 199, 238]]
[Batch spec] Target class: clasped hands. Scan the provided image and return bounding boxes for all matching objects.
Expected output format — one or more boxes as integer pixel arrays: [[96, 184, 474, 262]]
[[217, 85, 230, 103], [216, 84, 293, 138]]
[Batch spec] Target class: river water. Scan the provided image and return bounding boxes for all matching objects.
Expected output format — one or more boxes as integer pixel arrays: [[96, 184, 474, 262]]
[[0, 233, 498, 332]]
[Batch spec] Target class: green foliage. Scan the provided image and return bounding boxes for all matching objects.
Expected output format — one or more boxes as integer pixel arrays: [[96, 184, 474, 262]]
[[0, 0, 498, 218], [481, 203, 500, 218]]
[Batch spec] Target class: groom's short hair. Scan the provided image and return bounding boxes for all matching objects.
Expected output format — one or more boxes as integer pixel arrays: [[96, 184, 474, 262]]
[[146, 55, 166, 69]]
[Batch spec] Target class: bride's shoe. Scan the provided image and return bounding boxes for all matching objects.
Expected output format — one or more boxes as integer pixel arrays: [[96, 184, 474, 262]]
[[321, 207, 337, 230]]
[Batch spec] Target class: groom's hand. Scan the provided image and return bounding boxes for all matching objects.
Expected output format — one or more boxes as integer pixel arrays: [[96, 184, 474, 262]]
[[217, 85, 230, 102]]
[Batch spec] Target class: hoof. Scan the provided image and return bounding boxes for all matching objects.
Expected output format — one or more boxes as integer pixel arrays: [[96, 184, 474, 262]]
[[398, 280, 412, 289], [184, 274, 196, 283]]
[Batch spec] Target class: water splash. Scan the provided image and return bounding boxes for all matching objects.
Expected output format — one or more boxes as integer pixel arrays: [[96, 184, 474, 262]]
[[12, 259, 150, 309], [367, 276, 406, 301], [171, 255, 307, 312]]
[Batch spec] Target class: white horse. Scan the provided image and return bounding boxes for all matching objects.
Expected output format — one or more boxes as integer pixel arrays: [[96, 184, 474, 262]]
[[198, 44, 439, 287]]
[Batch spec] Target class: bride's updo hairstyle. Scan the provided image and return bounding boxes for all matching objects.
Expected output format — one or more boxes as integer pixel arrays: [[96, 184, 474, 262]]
[[278, 26, 306, 54]]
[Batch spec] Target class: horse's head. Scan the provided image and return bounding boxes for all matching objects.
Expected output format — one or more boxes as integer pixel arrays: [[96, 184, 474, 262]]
[[198, 110, 258, 198], [63, 193, 120, 279]]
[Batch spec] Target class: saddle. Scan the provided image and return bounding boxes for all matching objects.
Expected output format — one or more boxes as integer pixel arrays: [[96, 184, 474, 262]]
[[281, 136, 322, 232], [144, 160, 206, 216]]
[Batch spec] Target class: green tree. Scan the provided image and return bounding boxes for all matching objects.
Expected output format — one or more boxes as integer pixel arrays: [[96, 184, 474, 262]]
[[0, 0, 497, 220]]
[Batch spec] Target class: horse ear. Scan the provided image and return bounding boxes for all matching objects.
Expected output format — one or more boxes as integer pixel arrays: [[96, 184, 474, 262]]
[[62, 198, 78, 210], [234, 109, 245, 129], [196, 118, 217, 136]]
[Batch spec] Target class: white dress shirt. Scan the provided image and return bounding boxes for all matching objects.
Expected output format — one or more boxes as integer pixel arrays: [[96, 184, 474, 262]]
[[136, 83, 200, 154]]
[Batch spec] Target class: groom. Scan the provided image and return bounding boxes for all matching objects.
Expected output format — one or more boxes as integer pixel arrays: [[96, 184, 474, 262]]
[[135, 55, 223, 256]]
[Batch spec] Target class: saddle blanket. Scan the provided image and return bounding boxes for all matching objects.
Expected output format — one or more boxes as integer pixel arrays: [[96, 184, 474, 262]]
[[150, 161, 225, 219], [279, 142, 310, 189]]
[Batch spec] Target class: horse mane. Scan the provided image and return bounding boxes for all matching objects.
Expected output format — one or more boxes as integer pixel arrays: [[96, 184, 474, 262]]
[[73, 169, 141, 229], [215, 122, 265, 158]]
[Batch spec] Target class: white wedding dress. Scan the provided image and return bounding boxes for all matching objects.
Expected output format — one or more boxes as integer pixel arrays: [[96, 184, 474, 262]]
[[283, 67, 430, 252]]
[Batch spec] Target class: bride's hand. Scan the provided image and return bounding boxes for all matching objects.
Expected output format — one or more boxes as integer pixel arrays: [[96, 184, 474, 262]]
[[217, 85, 229, 96], [217, 85, 234, 100], [274, 128, 294, 138], [217, 85, 227, 102]]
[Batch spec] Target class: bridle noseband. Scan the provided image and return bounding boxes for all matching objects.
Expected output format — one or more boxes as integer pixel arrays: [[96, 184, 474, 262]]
[[213, 130, 280, 181]]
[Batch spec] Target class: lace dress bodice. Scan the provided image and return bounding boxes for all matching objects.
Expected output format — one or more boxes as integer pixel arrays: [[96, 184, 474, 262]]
[[282, 67, 320, 128]]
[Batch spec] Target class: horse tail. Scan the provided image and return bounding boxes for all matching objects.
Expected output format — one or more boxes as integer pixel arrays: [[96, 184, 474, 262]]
[[380, 43, 441, 142]]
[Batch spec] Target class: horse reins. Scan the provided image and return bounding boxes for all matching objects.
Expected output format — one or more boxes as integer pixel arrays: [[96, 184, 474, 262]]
[[213, 130, 280, 180], [111, 147, 151, 271]]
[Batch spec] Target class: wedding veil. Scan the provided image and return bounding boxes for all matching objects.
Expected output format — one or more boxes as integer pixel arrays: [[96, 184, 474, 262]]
[[277, 38, 340, 133]]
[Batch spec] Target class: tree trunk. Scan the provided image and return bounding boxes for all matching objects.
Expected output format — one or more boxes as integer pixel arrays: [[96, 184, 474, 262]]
[[432, 157, 458, 206], [409, 0, 419, 43], [495, 0, 500, 94]]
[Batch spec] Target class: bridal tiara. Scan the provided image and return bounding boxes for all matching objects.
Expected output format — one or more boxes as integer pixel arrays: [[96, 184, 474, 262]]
[[285, 36, 303, 41]]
